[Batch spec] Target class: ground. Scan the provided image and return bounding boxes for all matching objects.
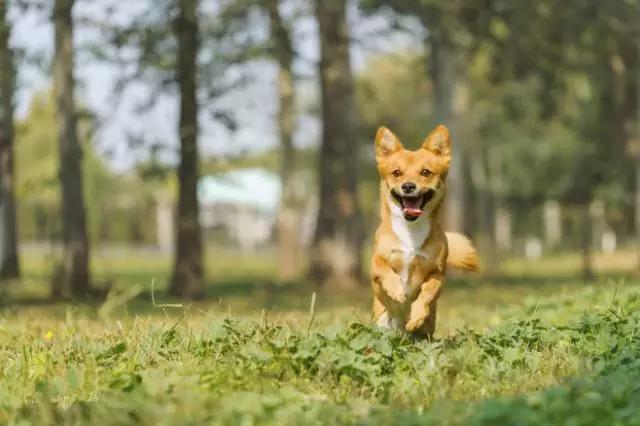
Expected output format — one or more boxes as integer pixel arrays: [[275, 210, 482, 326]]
[[1, 248, 640, 425]]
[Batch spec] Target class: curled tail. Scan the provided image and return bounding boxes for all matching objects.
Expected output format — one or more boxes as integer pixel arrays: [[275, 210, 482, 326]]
[[445, 232, 480, 272]]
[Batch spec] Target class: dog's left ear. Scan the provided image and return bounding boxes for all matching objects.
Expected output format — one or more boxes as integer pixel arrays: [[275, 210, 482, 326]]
[[375, 127, 403, 159], [422, 125, 451, 160]]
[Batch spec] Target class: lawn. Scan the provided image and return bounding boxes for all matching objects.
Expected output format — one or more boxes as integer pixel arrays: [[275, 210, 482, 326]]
[[1, 248, 640, 424]]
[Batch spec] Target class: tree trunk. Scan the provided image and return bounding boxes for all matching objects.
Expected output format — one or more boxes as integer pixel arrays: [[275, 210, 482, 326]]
[[632, 42, 640, 269], [636, 161, 640, 268], [580, 203, 594, 281], [266, 0, 299, 281], [468, 142, 497, 272], [427, 33, 465, 233], [309, 0, 363, 289], [53, 0, 91, 298], [494, 206, 512, 253], [170, 0, 204, 299], [543, 200, 562, 249], [0, 1, 19, 279]]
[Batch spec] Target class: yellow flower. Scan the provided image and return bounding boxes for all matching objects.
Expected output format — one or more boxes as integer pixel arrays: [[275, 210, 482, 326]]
[[44, 331, 54, 340]]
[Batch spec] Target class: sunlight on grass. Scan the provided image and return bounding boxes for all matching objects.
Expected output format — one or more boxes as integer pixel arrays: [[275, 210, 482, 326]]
[[2, 248, 640, 424]]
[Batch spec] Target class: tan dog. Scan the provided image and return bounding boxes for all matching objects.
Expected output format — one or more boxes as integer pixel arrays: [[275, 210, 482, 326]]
[[370, 125, 479, 338]]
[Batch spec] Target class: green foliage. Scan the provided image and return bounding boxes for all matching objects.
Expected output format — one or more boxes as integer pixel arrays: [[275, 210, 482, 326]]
[[95, 0, 262, 130], [464, 72, 584, 205], [15, 92, 158, 244], [1, 278, 640, 424], [15, 93, 60, 207], [15, 92, 107, 241], [354, 52, 433, 219], [356, 52, 432, 147], [358, 0, 640, 250]]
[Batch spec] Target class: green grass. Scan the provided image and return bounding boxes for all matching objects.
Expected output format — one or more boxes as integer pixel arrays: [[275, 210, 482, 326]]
[[1, 249, 640, 424]]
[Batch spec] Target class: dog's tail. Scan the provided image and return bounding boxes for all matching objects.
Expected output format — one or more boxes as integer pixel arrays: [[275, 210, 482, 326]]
[[445, 232, 480, 272]]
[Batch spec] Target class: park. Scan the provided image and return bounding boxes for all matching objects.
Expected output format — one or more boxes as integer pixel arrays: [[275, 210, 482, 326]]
[[1, 0, 640, 424]]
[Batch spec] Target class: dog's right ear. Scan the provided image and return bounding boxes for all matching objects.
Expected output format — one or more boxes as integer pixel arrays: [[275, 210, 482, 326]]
[[375, 127, 402, 159]]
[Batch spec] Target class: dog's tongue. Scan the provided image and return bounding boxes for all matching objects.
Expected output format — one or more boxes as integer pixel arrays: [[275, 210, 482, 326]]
[[402, 196, 423, 218]]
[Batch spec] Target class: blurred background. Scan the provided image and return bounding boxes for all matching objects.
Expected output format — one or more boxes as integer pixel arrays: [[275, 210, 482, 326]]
[[0, 0, 639, 309]]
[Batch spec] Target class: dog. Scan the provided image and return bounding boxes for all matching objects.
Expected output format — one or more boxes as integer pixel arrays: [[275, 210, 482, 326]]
[[370, 125, 479, 338]]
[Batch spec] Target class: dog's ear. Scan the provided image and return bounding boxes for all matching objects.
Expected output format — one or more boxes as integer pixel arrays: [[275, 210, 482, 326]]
[[422, 125, 451, 160], [375, 127, 403, 159]]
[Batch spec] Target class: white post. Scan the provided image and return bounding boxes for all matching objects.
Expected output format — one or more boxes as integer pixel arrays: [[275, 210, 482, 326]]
[[156, 195, 174, 254], [543, 200, 562, 249], [495, 206, 512, 252]]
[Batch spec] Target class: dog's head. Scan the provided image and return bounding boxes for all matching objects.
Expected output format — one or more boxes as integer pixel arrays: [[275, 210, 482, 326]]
[[375, 125, 451, 222]]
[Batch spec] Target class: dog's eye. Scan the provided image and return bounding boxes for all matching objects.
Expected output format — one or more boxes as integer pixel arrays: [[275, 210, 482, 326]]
[[421, 168, 432, 177], [392, 169, 402, 178]]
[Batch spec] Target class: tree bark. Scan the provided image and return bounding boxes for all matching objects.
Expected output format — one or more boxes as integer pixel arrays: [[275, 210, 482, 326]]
[[53, 0, 91, 298], [0, 1, 19, 279], [170, 0, 204, 299], [266, 0, 299, 281], [468, 141, 497, 272], [636, 161, 640, 268], [309, 0, 363, 288], [426, 32, 465, 233], [631, 42, 640, 269]]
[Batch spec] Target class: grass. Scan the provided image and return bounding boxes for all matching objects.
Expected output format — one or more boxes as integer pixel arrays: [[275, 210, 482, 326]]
[[1, 247, 640, 424]]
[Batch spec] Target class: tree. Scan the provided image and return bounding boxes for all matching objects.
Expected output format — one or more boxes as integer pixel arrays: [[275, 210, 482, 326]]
[[355, 52, 432, 145], [265, 0, 300, 281], [309, 0, 364, 289], [467, 0, 640, 278], [53, 0, 91, 297], [169, 0, 204, 299], [14, 94, 60, 242], [0, 0, 20, 279], [15, 91, 132, 245], [89, 0, 261, 297], [360, 0, 477, 233], [419, 5, 467, 234]]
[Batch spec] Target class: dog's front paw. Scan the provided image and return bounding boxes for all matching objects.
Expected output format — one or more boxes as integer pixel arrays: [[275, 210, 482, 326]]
[[405, 308, 430, 332], [385, 283, 407, 304], [405, 316, 424, 333]]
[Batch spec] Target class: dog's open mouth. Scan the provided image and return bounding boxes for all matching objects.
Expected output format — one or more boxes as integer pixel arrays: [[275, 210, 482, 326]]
[[392, 189, 435, 221]]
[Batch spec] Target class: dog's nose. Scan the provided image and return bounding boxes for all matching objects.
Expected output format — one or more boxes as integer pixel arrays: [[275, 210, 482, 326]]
[[401, 182, 416, 193]]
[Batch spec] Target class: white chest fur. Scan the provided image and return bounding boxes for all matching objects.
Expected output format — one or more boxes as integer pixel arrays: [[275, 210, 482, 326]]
[[387, 195, 432, 293]]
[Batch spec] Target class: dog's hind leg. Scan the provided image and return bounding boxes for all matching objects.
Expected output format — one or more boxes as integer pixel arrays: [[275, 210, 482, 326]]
[[375, 311, 393, 329], [373, 297, 403, 331]]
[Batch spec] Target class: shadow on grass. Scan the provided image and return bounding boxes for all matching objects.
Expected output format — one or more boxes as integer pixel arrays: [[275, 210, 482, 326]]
[[2, 269, 637, 316], [446, 271, 635, 289]]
